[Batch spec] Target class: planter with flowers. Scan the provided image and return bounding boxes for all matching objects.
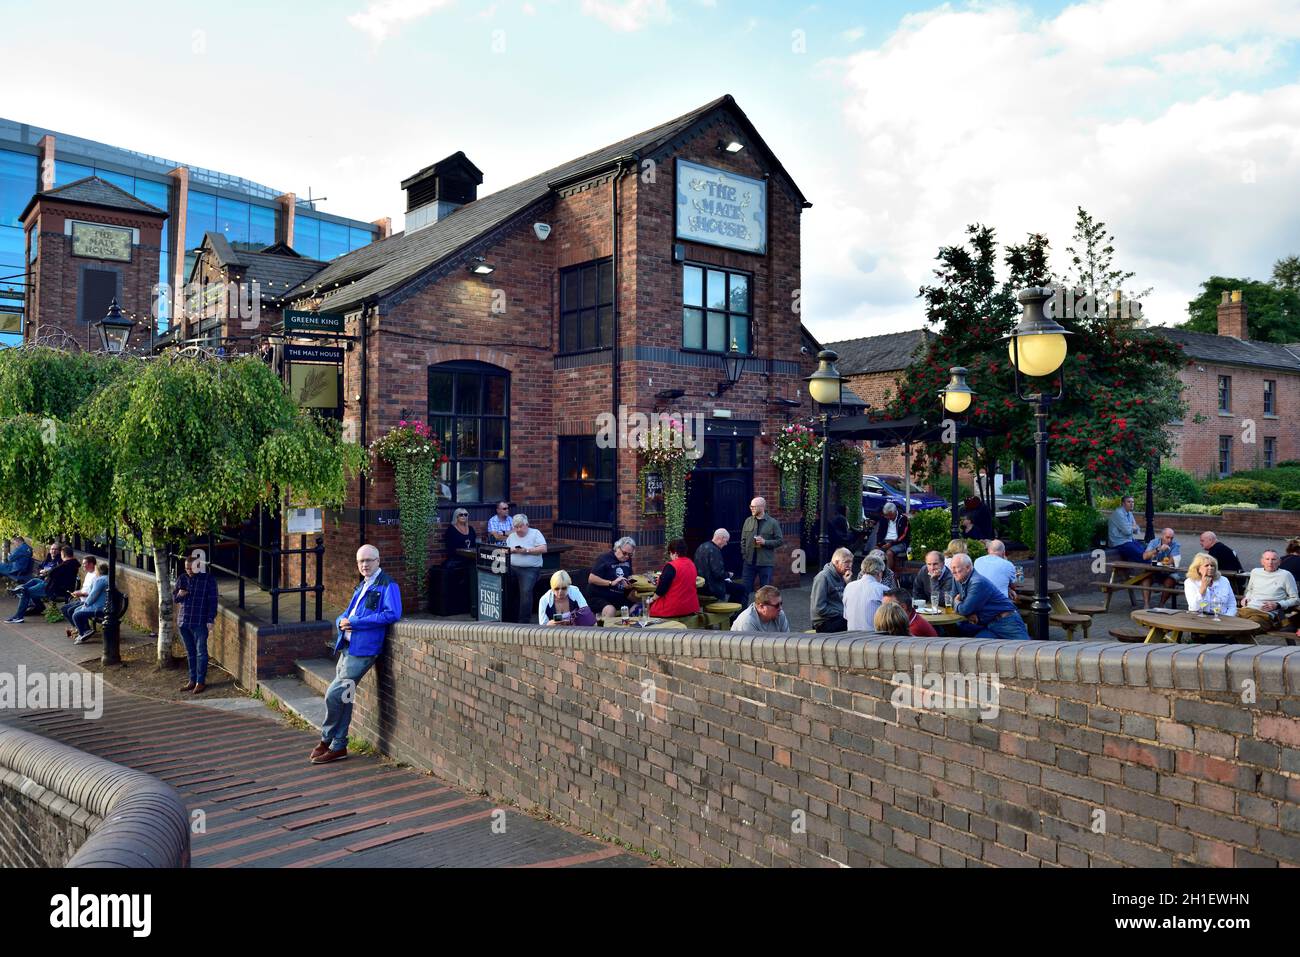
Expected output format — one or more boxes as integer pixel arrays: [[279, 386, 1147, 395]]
[[638, 417, 699, 542], [370, 419, 448, 588], [772, 423, 825, 535]]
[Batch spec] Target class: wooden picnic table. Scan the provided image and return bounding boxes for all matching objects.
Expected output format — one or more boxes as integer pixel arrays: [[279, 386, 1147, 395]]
[[1097, 559, 1186, 611], [604, 616, 681, 629], [629, 573, 706, 594], [1130, 608, 1261, 644], [1015, 579, 1070, 616]]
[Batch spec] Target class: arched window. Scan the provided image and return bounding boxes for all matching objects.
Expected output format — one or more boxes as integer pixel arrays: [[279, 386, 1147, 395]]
[[427, 361, 509, 504]]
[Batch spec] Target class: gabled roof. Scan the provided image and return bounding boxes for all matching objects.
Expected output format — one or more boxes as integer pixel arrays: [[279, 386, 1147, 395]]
[[1154, 326, 1300, 374], [287, 94, 810, 314], [20, 175, 167, 221], [825, 329, 934, 376], [190, 232, 324, 300]]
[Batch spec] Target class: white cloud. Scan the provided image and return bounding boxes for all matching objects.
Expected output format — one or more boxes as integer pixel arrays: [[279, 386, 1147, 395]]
[[842, 26, 865, 42], [580, 0, 672, 32], [804, 1, 1300, 344], [347, 0, 455, 45]]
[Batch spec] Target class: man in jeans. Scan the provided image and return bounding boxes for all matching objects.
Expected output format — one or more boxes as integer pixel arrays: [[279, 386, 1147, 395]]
[[1108, 495, 1146, 562], [740, 497, 783, 599], [948, 553, 1030, 640], [173, 550, 219, 693], [312, 544, 403, 764]]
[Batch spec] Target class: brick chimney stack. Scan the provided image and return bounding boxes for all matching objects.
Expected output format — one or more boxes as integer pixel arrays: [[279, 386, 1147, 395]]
[[1216, 289, 1248, 339]]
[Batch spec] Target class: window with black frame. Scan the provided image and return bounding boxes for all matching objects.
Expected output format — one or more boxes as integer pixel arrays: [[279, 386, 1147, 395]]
[[428, 361, 509, 504], [558, 437, 614, 525], [559, 259, 613, 353], [682, 263, 752, 354]]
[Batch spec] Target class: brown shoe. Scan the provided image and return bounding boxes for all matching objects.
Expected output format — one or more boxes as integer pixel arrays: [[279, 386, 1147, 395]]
[[309, 741, 332, 761], [192, 683, 206, 694], [311, 746, 347, 765], [180, 681, 196, 692]]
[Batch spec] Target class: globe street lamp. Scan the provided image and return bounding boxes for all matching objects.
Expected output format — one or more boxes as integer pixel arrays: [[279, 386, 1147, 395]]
[[1006, 287, 1071, 640], [939, 367, 975, 540], [805, 350, 844, 568]]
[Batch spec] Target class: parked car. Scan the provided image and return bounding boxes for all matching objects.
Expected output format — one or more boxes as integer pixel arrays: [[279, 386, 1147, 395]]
[[993, 493, 1066, 519], [862, 474, 948, 520]]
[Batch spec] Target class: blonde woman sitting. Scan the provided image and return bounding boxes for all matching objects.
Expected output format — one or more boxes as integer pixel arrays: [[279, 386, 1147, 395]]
[[538, 570, 596, 626], [944, 539, 969, 559], [1184, 552, 1236, 617]]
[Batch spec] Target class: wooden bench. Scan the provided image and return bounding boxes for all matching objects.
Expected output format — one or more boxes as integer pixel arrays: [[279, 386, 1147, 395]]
[[1095, 581, 1182, 611], [1050, 613, 1092, 641], [1264, 630, 1299, 646], [1109, 625, 1148, 643]]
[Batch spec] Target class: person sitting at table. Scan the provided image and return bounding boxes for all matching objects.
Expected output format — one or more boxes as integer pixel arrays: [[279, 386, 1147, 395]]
[[730, 585, 790, 632], [0, 536, 33, 583], [883, 588, 937, 637], [1198, 531, 1243, 574], [1238, 549, 1299, 629], [959, 496, 994, 541], [444, 507, 477, 555], [844, 554, 889, 632], [590, 537, 636, 617], [911, 550, 954, 606], [1108, 495, 1146, 562], [870, 503, 909, 575], [1184, 552, 1237, 617], [487, 501, 514, 544], [505, 514, 547, 623], [948, 553, 1030, 640], [811, 547, 853, 633], [538, 570, 596, 626], [1281, 538, 1300, 582], [645, 539, 700, 620], [944, 539, 968, 559], [973, 539, 1018, 598], [694, 529, 747, 608], [1140, 527, 1182, 608], [873, 601, 912, 637]]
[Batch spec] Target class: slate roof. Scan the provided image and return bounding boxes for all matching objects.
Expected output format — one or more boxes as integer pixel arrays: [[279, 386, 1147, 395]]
[[191, 231, 324, 300], [20, 175, 167, 220], [286, 94, 810, 314], [824, 329, 934, 376], [1153, 326, 1300, 374]]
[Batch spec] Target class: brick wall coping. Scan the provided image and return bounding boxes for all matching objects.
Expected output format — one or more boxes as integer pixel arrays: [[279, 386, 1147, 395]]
[[394, 621, 1300, 696], [0, 726, 190, 867]]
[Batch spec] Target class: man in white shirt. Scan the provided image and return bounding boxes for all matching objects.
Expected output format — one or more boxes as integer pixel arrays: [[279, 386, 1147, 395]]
[[505, 513, 547, 623], [1239, 549, 1299, 628], [973, 540, 1018, 597], [844, 553, 889, 632]]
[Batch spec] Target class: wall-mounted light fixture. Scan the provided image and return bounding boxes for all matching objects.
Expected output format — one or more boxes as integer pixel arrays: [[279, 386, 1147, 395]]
[[468, 257, 495, 276], [718, 139, 745, 154]]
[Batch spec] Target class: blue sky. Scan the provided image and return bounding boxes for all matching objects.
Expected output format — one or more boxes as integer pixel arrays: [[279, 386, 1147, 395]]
[[4, 0, 1299, 340]]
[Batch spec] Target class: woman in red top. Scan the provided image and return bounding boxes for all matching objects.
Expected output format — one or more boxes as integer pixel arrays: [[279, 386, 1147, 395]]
[[647, 539, 701, 618]]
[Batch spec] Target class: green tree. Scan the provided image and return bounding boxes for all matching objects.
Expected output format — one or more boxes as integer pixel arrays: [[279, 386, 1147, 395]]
[[0, 347, 367, 665], [1272, 255, 1300, 292], [1063, 205, 1150, 309], [1183, 276, 1300, 343]]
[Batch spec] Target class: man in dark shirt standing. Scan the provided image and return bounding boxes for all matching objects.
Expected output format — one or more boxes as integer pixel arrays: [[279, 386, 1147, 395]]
[[695, 529, 747, 606], [589, 537, 636, 617], [1199, 531, 1243, 573], [174, 550, 219, 694]]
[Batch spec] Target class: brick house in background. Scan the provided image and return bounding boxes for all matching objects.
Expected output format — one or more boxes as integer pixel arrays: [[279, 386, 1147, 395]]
[[1153, 290, 1300, 478], [280, 95, 817, 609]]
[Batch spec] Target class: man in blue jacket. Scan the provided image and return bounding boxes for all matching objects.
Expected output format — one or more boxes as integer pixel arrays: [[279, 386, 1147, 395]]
[[948, 553, 1030, 640], [0, 536, 34, 583], [312, 544, 403, 764]]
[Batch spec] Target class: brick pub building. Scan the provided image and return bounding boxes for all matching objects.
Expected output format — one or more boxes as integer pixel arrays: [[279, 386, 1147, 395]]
[[283, 95, 819, 609]]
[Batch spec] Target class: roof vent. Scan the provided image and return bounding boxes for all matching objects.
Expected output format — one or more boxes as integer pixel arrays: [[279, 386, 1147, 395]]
[[401, 152, 483, 233]]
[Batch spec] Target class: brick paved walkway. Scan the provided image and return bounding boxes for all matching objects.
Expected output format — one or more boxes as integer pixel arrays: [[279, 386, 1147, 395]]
[[0, 620, 643, 868]]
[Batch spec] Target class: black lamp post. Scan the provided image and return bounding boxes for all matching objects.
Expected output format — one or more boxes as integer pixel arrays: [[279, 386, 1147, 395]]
[[940, 367, 975, 540], [805, 350, 844, 568], [1005, 288, 1071, 641], [714, 340, 746, 396], [94, 300, 137, 666]]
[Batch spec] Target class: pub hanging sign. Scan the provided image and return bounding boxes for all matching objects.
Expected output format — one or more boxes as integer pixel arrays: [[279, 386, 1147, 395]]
[[675, 159, 767, 255]]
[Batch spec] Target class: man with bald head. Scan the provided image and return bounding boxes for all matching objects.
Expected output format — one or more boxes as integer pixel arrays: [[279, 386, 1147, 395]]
[[1199, 531, 1242, 574], [973, 540, 1018, 598], [313, 544, 403, 764], [740, 496, 783, 600]]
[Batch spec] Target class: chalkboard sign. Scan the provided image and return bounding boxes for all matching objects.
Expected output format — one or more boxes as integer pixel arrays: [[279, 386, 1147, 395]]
[[643, 472, 664, 515]]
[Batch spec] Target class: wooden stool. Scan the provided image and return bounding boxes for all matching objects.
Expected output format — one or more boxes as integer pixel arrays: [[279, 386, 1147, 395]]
[[703, 601, 741, 630], [1050, 613, 1091, 641], [1068, 602, 1106, 616], [1109, 625, 1147, 643]]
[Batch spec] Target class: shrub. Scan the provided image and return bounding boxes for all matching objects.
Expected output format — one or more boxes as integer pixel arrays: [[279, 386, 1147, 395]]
[[1282, 491, 1300, 510], [1010, 504, 1100, 555], [999, 477, 1067, 499], [1049, 464, 1087, 506], [1047, 531, 1072, 557], [1231, 467, 1300, 492], [1130, 466, 1202, 511], [1278, 460, 1300, 469], [908, 507, 953, 558], [1001, 480, 1028, 496], [1203, 479, 1281, 507]]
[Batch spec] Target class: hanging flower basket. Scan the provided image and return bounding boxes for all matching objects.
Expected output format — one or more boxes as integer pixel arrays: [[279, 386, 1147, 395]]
[[370, 419, 448, 588], [829, 441, 865, 529], [772, 424, 825, 535], [637, 417, 699, 542]]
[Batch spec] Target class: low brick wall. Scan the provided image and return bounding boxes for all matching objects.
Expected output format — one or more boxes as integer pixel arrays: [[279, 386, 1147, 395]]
[[341, 623, 1300, 867], [0, 726, 189, 867], [1153, 508, 1298, 540]]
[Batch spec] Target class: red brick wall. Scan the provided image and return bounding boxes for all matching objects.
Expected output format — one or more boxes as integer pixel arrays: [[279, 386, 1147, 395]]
[[1167, 361, 1300, 478]]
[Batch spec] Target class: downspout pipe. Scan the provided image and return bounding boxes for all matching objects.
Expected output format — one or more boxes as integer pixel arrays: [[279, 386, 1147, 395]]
[[611, 158, 631, 539], [359, 303, 372, 552]]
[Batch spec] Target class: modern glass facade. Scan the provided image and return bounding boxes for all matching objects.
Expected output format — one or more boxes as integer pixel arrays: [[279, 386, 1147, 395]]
[[0, 116, 380, 344]]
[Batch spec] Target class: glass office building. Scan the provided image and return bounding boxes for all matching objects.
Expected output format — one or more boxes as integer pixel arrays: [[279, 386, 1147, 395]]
[[0, 117, 379, 347]]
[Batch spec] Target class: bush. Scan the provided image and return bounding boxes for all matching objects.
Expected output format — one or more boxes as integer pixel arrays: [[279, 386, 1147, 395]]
[[1278, 460, 1300, 469], [1009, 504, 1100, 556], [1047, 531, 1072, 557], [1203, 479, 1281, 507], [1001, 477, 1067, 499], [1180, 502, 1261, 515], [1049, 464, 1087, 506], [908, 507, 953, 558], [1282, 491, 1300, 510], [1231, 467, 1300, 492], [1130, 466, 1202, 511]]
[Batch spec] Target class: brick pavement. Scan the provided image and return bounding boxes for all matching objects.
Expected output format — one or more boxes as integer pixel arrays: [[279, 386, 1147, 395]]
[[0, 618, 644, 868]]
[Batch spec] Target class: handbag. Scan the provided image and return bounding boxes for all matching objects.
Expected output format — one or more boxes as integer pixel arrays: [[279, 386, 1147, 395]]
[[571, 605, 598, 627]]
